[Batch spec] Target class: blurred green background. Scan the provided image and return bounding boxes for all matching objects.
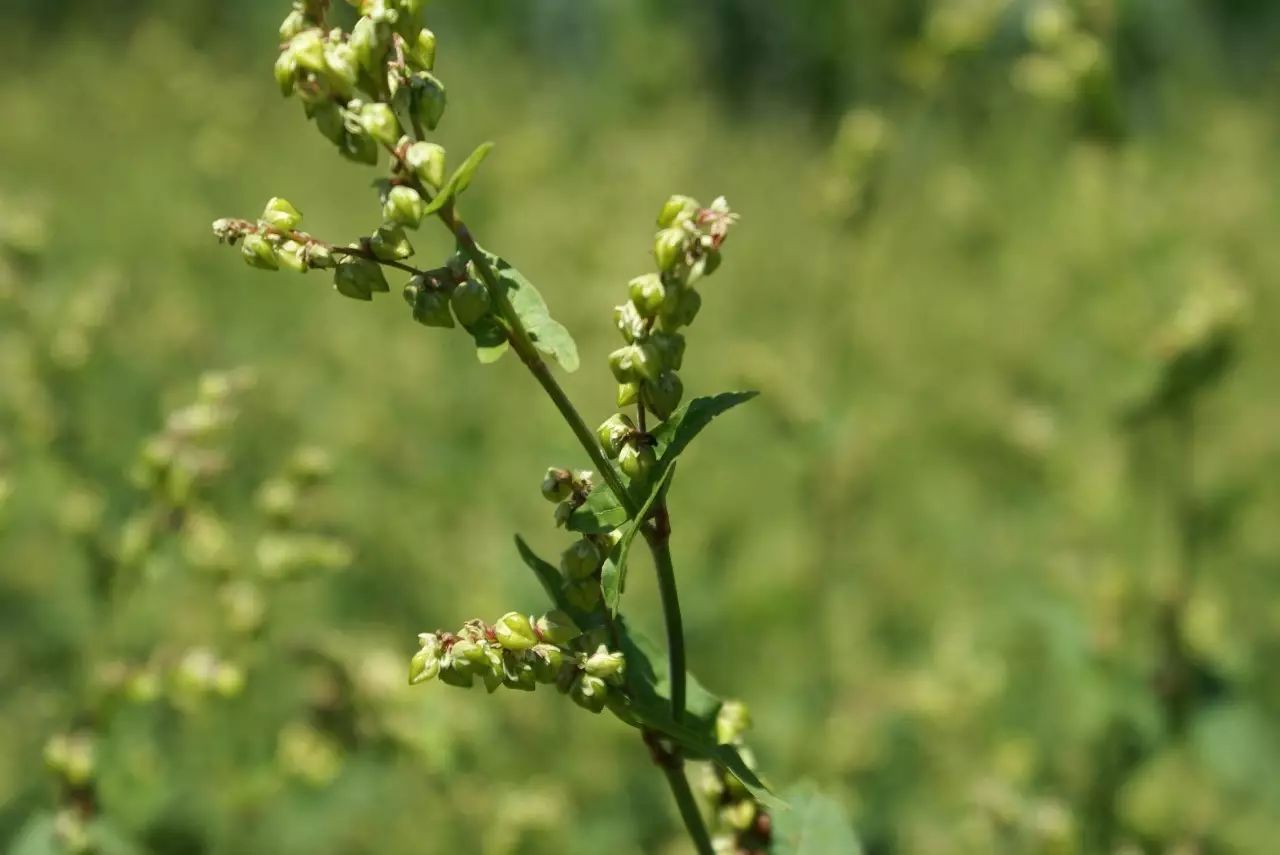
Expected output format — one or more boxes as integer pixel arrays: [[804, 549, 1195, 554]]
[[3, 0, 1280, 852]]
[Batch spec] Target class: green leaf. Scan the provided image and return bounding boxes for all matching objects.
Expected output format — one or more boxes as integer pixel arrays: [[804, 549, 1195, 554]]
[[473, 249, 580, 373], [601, 463, 676, 613], [8, 814, 56, 855], [608, 619, 782, 809], [772, 782, 862, 855], [650, 391, 759, 471], [513, 535, 606, 631], [566, 486, 631, 534], [421, 141, 494, 216]]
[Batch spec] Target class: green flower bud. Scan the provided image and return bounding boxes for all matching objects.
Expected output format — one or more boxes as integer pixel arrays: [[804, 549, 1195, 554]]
[[383, 185, 426, 227], [262, 197, 303, 231], [494, 612, 538, 651], [274, 49, 299, 96], [450, 278, 491, 327], [715, 700, 752, 745], [535, 610, 580, 645], [275, 240, 307, 273], [571, 673, 609, 713], [565, 578, 601, 611], [333, 257, 387, 300], [405, 141, 447, 190], [658, 194, 699, 228], [304, 242, 336, 269], [290, 29, 328, 74], [584, 645, 626, 682], [369, 224, 413, 261], [409, 633, 442, 685], [629, 273, 666, 318], [614, 301, 648, 343], [279, 10, 308, 41], [597, 413, 636, 459], [659, 285, 702, 330], [654, 227, 688, 273], [541, 467, 573, 502], [323, 42, 359, 95], [560, 538, 604, 581], [410, 28, 437, 70], [530, 644, 565, 683], [650, 332, 686, 371], [619, 442, 656, 483], [642, 370, 684, 420], [617, 382, 641, 407], [359, 102, 401, 147], [241, 234, 280, 271]]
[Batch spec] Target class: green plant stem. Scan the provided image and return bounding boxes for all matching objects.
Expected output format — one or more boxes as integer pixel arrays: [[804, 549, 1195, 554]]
[[645, 521, 687, 723], [658, 752, 715, 855]]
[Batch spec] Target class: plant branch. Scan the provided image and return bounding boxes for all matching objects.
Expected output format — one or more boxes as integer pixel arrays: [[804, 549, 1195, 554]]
[[646, 731, 714, 854]]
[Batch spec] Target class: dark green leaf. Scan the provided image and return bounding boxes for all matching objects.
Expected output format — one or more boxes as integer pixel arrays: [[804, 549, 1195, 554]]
[[609, 619, 782, 809], [601, 464, 676, 613], [465, 315, 509, 364], [566, 486, 631, 534], [650, 391, 759, 469], [513, 536, 606, 630], [474, 249, 579, 373], [772, 782, 861, 855], [422, 141, 494, 216]]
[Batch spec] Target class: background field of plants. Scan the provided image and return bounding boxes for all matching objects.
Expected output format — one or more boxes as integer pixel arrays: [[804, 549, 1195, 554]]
[[3, 1, 1280, 852]]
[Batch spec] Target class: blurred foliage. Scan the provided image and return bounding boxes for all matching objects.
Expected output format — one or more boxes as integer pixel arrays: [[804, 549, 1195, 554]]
[[2, 1, 1280, 853]]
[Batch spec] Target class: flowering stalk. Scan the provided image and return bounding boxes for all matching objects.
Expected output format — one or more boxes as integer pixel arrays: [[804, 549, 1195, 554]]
[[212, 2, 773, 850]]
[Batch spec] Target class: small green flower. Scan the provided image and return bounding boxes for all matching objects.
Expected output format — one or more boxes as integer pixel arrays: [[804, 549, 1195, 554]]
[[535, 610, 580, 645], [654, 227, 688, 273], [261, 197, 303, 231], [369, 224, 414, 260], [597, 413, 636, 459], [560, 538, 604, 581], [571, 673, 609, 713], [359, 102, 401, 147], [657, 194, 699, 228], [406, 278, 455, 328], [405, 141, 447, 190], [410, 28, 437, 71], [642, 370, 684, 420], [629, 273, 666, 318], [383, 185, 426, 227], [619, 442, 656, 483], [289, 29, 328, 74], [541, 467, 573, 502], [583, 645, 626, 683], [614, 301, 648, 343], [241, 234, 280, 271], [333, 257, 388, 300], [451, 279, 491, 327], [617, 382, 641, 408]]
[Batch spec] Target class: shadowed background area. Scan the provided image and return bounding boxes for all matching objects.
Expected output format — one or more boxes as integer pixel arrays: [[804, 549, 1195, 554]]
[[2, 1, 1280, 853]]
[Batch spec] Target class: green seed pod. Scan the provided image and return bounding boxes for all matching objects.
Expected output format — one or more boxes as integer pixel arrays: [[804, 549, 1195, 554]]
[[541, 467, 573, 502], [323, 42, 359, 96], [654, 227, 688, 273], [275, 240, 307, 273], [274, 49, 299, 97], [413, 72, 447, 130], [449, 639, 487, 667], [560, 538, 604, 581], [369, 224, 413, 261], [715, 700, 752, 745], [597, 413, 636, 459], [333, 258, 387, 301], [629, 273, 666, 318], [608, 343, 659, 383], [565, 578, 602, 611], [359, 102, 400, 147], [619, 442, 656, 483], [383, 185, 426, 227], [405, 141, 447, 190], [495, 612, 539, 651], [411, 28, 437, 70], [290, 29, 328, 74], [450, 279, 491, 327], [642, 370, 684, 420], [408, 280, 454, 328], [279, 10, 308, 41], [312, 101, 345, 143], [241, 234, 280, 271], [617, 382, 641, 407], [349, 16, 384, 72], [261, 197, 303, 231], [659, 285, 702, 331], [613, 302, 647, 343], [530, 644, 565, 684], [657, 194, 699, 228], [536, 610, 580, 645], [650, 332, 686, 371], [584, 645, 626, 683], [571, 673, 609, 714]]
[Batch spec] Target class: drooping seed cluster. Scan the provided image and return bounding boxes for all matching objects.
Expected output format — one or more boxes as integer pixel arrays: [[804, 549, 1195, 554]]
[[409, 611, 626, 713], [701, 701, 773, 854]]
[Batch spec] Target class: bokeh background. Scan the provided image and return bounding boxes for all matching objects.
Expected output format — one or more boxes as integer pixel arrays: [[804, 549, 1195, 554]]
[[3, 1, 1280, 852]]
